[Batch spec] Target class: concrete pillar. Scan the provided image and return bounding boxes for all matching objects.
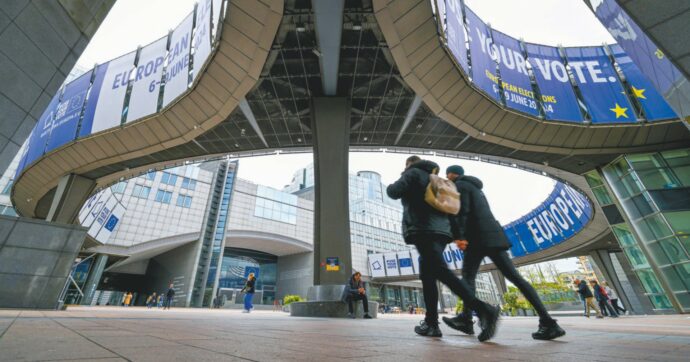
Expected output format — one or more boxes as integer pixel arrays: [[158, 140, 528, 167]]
[[46, 174, 96, 224], [490, 269, 507, 296], [81, 254, 108, 305], [311, 97, 351, 285]]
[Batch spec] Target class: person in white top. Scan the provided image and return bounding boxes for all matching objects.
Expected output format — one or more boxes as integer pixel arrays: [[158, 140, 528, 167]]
[[602, 281, 627, 315]]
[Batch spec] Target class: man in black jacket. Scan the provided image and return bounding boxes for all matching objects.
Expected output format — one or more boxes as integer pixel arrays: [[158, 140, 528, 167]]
[[575, 279, 603, 318], [443, 165, 565, 340], [387, 156, 500, 341], [344, 272, 373, 319]]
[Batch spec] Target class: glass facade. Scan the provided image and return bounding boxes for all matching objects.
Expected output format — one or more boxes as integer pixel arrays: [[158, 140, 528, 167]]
[[161, 172, 177, 186], [254, 185, 298, 224], [217, 248, 278, 305], [154, 190, 172, 204], [596, 149, 690, 312], [132, 185, 151, 199]]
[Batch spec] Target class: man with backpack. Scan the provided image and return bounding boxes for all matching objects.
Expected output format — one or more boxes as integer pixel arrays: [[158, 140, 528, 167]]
[[591, 280, 618, 317], [442, 165, 566, 340], [386, 156, 500, 341]]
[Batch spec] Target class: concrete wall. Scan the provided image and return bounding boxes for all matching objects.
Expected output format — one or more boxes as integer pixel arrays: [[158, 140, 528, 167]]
[[144, 241, 199, 307], [0, 215, 87, 309], [276, 252, 313, 301], [0, 1, 115, 175]]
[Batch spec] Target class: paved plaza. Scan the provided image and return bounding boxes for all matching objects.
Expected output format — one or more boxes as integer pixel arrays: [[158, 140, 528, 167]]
[[0, 307, 689, 361]]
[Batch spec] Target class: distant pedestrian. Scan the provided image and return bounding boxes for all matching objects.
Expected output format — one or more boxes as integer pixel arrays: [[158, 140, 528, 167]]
[[241, 273, 256, 313], [591, 280, 618, 318], [387, 156, 499, 341], [157, 294, 163, 308], [344, 272, 373, 319], [443, 165, 565, 340], [574, 279, 602, 318], [123, 292, 132, 307], [146, 293, 156, 309], [164, 284, 175, 310], [603, 282, 627, 315]]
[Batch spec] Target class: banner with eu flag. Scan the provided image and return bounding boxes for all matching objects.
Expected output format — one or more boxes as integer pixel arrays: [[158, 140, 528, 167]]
[[609, 44, 678, 122], [565, 46, 635, 124], [46, 71, 93, 153], [464, 7, 501, 104], [525, 43, 583, 122], [444, 0, 468, 74], [491, 30, 539, 117]]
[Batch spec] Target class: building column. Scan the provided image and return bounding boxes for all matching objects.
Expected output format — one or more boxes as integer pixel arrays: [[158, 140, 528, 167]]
[[311, 97, 351, 285], [46, 174, 95, 223], [81, 254, 108, 305], [490, 269, 507, 296]]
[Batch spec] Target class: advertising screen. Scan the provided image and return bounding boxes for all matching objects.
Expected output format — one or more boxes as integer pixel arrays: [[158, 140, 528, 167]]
[[46, 71, 92, 153]]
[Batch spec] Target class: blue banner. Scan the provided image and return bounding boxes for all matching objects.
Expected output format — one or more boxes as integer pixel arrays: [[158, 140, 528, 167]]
[[491, 30, 539, 117], [78, 61, 114, 137], [503, 182, 592, 257], [464, 7, 501, 104], [46, 71, 92, 152], [444, 0, 468, 74], [564, 47, 635, 124], [591, 0, 683, 101], [23, 94, 61, 170], [525, 43, 583, 122], [609, 44, 678, 122]]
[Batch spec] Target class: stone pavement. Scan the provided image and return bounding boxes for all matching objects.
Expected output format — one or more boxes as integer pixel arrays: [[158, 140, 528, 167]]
[[0, 307, 689, 361]]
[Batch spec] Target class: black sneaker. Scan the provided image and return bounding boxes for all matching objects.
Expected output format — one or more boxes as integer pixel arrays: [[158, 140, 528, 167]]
[[363, 314, 373, 319], [532, 320, 566, 340], [442, 315, 475, 335], [477, 305, 500, 342], [414, 321, 442, 337]]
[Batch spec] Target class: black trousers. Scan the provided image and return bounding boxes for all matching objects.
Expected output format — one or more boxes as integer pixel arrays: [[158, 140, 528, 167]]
[[461, 247, 554, 324], [414, 239, 491, 326], [610, 298, 626, 314], [347, 293, 369, 314], [599, 299, 618, 316]]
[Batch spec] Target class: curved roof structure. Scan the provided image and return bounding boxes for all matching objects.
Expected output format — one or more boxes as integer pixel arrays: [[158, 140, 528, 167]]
[[10, 0, 689, 262]]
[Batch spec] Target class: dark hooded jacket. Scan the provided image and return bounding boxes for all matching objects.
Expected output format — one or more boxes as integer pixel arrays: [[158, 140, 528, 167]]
[[450, 175, 511, 250], [577, 281, 593, 298], [386, 160, 453, 244]]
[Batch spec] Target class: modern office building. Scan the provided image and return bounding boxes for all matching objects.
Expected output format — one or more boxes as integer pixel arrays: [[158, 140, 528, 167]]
[[2, 0, 690, 314]]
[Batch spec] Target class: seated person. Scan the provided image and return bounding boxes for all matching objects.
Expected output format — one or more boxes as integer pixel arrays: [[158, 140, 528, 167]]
[[345, 272, 373, 319]]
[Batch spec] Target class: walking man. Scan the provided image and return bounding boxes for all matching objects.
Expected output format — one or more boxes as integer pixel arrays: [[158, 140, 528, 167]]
[[241, 273, 256, 313], [592, 280, 618, 318], [442, 165, 565, 340], [387, 156, 500, 341], [164, 283, 175, 310], [603, 281, 627, 315], [575, 279, 603, 318]]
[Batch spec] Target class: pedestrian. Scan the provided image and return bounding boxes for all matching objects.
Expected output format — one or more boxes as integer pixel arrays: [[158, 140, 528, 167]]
[[442, 165, 565, 340], [387, 156, 499, 341], [146, 293, 156, 309], [164, 284, 175, 310], [241, 273, 256, 313], [121, 292, 127, 306], [157, 294, 163, 308], [602, 282, 627, 315], [344, 272, 373, 319], [123, 292, 132, 307], [574, 279, 603, 318], [591, 280, 618, 318]]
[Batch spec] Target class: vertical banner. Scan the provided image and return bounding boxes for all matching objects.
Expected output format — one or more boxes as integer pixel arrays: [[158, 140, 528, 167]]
[[490, 30, 539, 117], [368, 253, 386, 278], [192, 0, 213, 81], [442, 244, 459, 270], [448, 243, 464, 270], [80, 51, 136, 136], [212, 0, 224, 41], [397, 251, 415, 276], [383, 252, 400, 277], [46, 71, 92, 152], [22, 93, 58, 170], [94, 202, 125, 244], [609, 44, 678, 122], [410, 249, 421, 276], [79, 191, 103, 224], [88, 194, 118, 239], [464, 7, 501, 104], [565, 46, 636, 124], [591, 0, 686, 111], [525, 43, 583, 122], [162, 13, 194, 108], [444, 0, 468, 74], [126, 37, 167, 123]]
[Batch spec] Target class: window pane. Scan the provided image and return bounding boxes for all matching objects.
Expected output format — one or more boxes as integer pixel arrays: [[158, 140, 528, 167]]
[[612, 224, 637, 247], [636, 269, 664, 294], [624, 246, 649, 268], [649, 188, 690, 212], [592, 186, 613, 205], [636, 167, 681, 189], [636, 214, 673, 242]]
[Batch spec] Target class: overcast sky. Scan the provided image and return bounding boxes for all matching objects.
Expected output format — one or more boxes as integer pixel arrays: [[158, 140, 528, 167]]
[[76, 0, 616, 273]]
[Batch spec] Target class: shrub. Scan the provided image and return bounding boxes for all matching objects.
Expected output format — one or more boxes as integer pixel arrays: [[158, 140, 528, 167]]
[[283, 295, 305, 305], [455, 299, 464, 314]]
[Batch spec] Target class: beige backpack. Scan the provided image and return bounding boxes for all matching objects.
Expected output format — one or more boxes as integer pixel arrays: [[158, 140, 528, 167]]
[[424, 168, 460, 215]]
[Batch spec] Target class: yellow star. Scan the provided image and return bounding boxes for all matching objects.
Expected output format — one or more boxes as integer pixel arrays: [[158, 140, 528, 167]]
[[631, 86, 646, 99], [610, 103, 629, 119]]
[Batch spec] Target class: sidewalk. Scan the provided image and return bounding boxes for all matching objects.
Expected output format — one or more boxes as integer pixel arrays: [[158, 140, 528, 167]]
[[1, 306, 688, 361]]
